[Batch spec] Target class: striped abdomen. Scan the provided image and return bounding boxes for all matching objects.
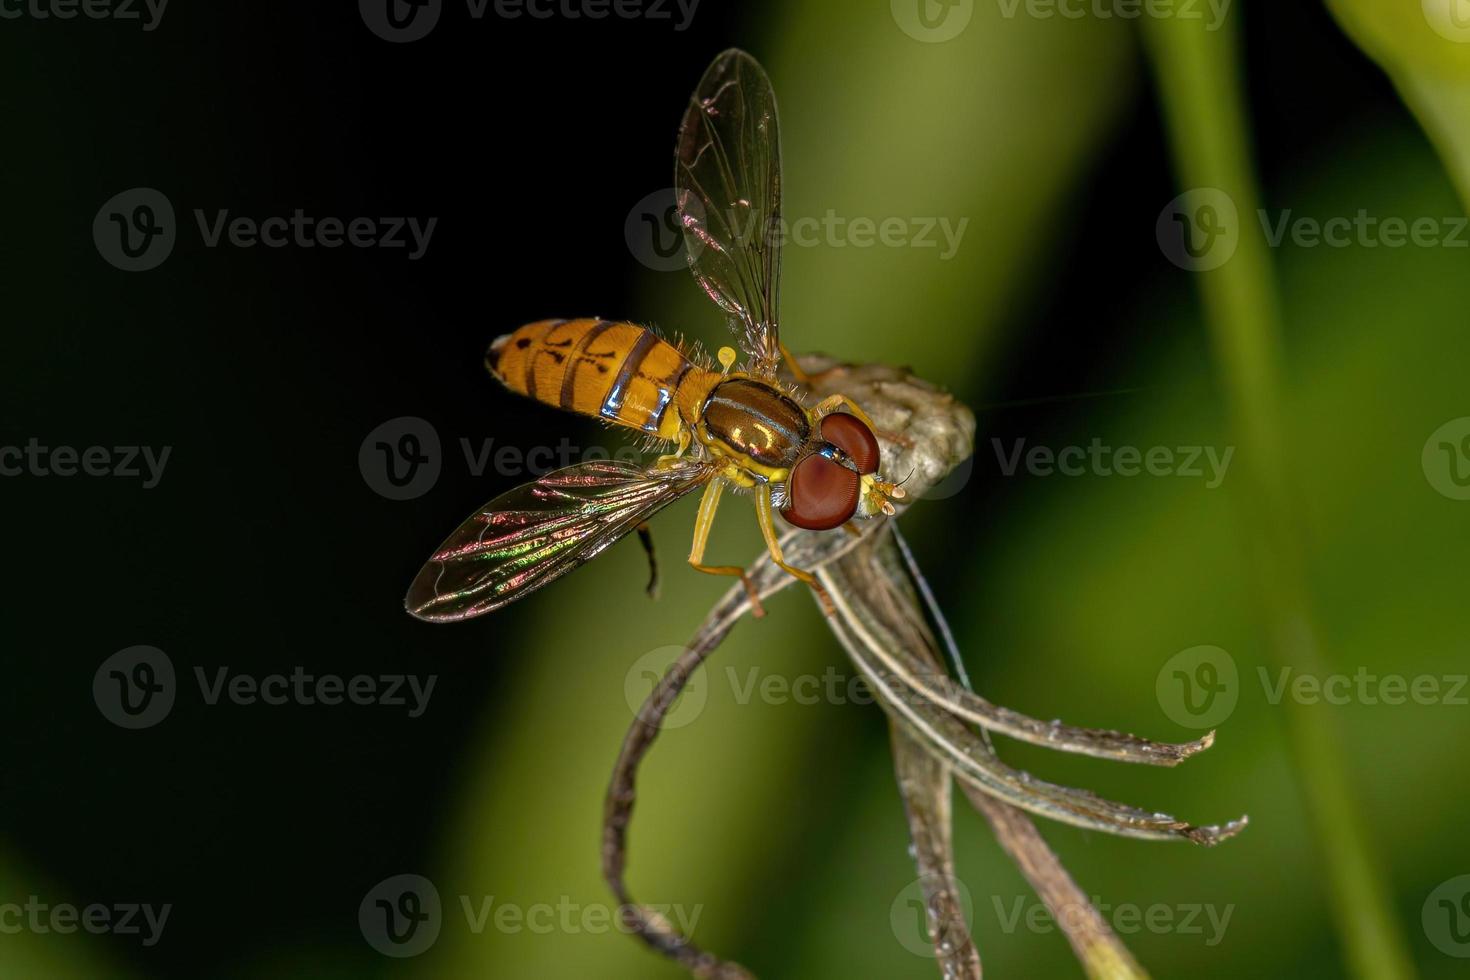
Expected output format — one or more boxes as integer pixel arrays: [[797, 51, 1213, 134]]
[[487, 319, 716, 442]]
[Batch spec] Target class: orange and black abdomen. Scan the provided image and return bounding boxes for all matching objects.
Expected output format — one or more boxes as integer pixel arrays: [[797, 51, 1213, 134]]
[[488, 319, 707, 441]]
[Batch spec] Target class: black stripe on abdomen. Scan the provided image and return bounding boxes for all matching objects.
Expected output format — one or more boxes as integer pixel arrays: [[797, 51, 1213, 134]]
[[521, 319, 565, 400], [648, 361, 694, 433], [602, 329, 658, 422], [559, 319, 615, 411]]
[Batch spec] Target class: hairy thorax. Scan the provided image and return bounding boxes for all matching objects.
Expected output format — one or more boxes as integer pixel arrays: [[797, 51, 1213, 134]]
[[696, 378, 811, 479]]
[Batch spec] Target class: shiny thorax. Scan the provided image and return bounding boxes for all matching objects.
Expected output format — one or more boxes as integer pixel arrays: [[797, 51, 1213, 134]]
[[697, 377, 810, 477]]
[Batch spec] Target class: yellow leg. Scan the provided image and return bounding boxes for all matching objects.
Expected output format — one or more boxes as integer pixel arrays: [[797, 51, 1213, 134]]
[[688, 480, 765, 618], [813, 393, 877, 432], [654, 428, 693, 470], [754, 485, 836, 616], [813, 393, 912, 448], [779, 343, 812, 385]]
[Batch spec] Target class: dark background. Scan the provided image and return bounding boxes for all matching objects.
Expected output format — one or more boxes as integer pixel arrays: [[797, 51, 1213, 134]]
[[3, 2, 1465, 978]]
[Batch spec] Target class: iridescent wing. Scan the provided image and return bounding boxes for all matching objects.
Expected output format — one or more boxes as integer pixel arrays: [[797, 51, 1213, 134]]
[[405, 460, 709, 622], [676, 48, 784, 379]]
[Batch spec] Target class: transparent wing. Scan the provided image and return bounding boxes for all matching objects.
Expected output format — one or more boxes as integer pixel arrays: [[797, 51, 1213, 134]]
[[676, 48, 783, 378], [405, 460, 709, 622]]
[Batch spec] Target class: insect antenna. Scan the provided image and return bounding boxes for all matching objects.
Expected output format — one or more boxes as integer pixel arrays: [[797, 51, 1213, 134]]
[[892, 522, 972, 692]]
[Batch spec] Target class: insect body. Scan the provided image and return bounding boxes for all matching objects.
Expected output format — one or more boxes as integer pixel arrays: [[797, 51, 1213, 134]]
[[406, 50, 904, 623]]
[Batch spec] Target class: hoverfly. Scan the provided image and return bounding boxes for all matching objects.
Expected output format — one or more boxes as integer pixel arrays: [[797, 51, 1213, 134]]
[[405, 49, 904, 623]]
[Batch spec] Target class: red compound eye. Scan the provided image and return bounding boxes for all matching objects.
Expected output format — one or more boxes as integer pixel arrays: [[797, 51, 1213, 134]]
[[782, 453, 860, 531], [819, 413, 880, 474]]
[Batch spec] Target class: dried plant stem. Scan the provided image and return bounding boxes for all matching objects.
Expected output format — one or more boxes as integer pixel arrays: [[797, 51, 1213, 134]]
[[860, 624, 1216, 767], [601, 597, 751, 980], [891, 727, 983, 979], [832, 528, 1151, 979], [963, 788, 1149, 980], [824, 561, 1245, 846], [1141, 16, 1414, 980], [883, 532, 1145, 980], [602, 523, 874, 979]]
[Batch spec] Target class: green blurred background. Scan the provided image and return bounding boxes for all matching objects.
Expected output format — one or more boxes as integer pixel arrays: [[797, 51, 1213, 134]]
[[4, 0, 1469, 977]]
